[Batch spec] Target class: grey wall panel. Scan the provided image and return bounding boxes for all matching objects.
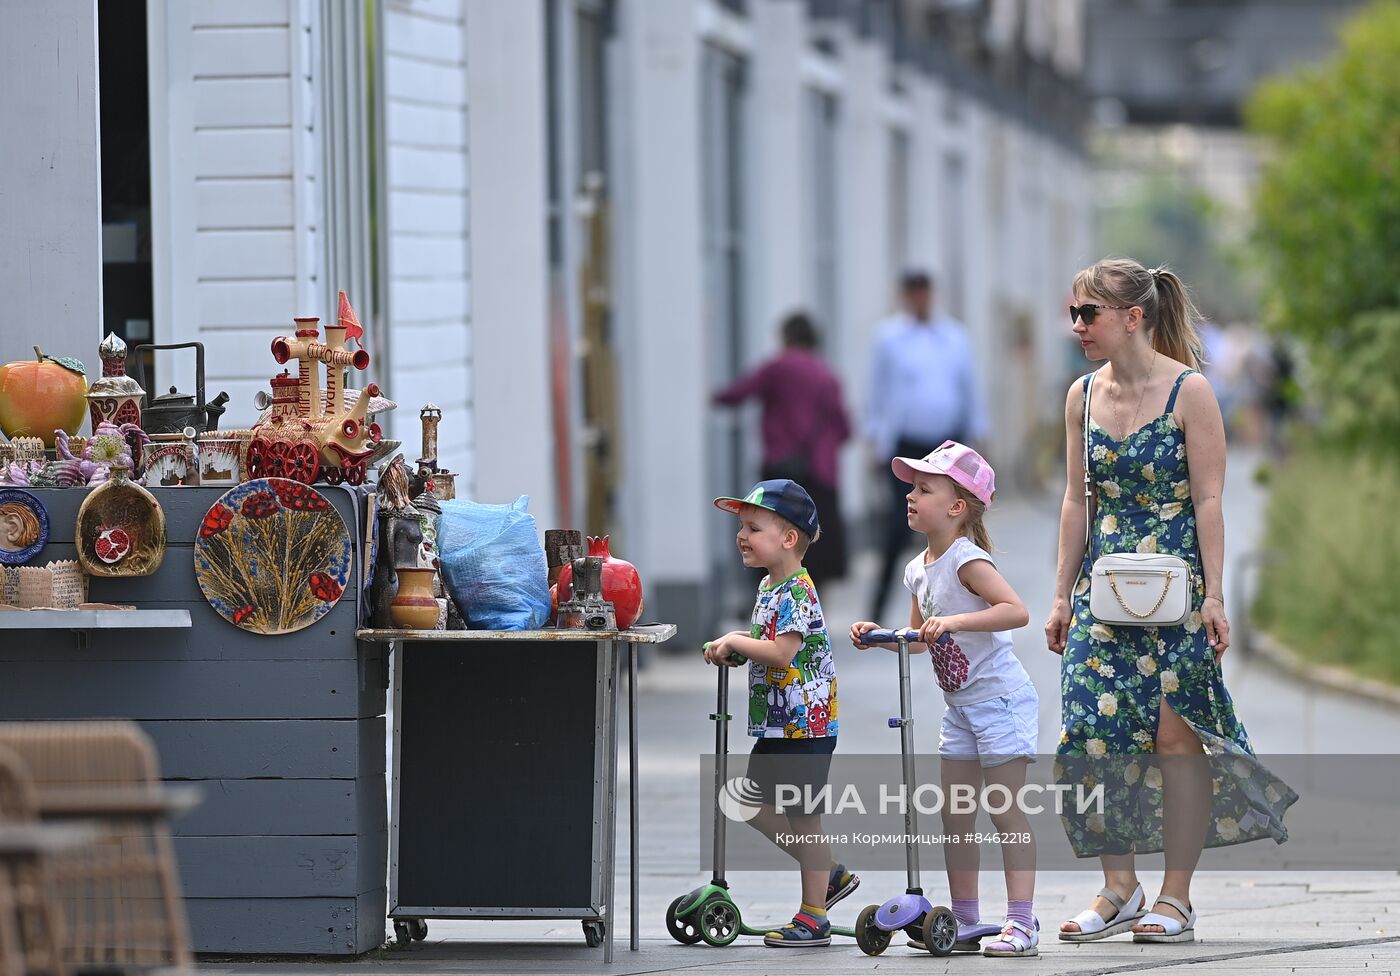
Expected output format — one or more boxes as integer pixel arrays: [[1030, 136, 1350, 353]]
[[0, 659, 383, 719], [174, 835, 384, 898], [184, 892, 387, 954], [146, 719, 383, 780], [173, 779, 362, 836]]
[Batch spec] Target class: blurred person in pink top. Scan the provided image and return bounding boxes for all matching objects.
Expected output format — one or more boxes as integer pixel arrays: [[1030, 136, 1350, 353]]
[[713, 312, 851, 586]]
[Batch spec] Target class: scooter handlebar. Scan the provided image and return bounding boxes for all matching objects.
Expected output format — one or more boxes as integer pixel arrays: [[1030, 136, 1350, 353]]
[[860, 628, 951, 647]]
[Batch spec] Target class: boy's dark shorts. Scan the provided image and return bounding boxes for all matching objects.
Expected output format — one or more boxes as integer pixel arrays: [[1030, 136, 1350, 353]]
[[743, 736, 837, 812]]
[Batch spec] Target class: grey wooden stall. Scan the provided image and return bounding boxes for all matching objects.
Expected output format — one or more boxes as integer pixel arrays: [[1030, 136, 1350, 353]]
[[0, 486, 388, 955], [360, 626, 675, 964]]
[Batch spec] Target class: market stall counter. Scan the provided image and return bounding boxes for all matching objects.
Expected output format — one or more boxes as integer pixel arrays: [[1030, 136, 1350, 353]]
[[0, 485, 388, 955], [356, 624, 676, 964]]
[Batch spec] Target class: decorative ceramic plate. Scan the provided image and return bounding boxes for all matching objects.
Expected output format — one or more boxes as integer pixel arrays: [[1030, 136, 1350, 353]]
[[0, 488, 49, 566], [76, 470, 166, 577], [194, 478, 352, 635]]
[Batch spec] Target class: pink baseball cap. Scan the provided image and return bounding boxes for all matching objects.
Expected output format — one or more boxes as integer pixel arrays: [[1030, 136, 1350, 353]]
[[892, 440, 996, 508]]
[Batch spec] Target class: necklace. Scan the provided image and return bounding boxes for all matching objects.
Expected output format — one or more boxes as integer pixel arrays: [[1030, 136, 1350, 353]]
[[1112, 352, 1158, 440]]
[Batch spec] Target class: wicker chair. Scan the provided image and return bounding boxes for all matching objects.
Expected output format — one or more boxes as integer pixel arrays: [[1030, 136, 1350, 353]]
[[0, 743, 66, 976], [0, 724, 192, 974]]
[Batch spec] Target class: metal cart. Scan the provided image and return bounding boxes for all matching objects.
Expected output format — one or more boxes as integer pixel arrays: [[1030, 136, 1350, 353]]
[[357, 625, 675, 963]]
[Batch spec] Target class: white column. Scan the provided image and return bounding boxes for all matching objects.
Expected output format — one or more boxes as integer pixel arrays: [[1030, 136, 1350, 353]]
[[749, 0, 805, 340], [464, 0, 556, 528], [0, 0, 102, 371], [612, 0, 705, 627], [834, 29, 889, 514]]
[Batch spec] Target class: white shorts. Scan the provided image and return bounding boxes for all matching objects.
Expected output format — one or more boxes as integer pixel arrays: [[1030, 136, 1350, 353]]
[[938, 680, 1039, 768]]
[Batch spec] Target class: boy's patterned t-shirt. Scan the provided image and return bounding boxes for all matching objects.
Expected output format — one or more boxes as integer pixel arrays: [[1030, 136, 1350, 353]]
[[747, 570, 839, 739]]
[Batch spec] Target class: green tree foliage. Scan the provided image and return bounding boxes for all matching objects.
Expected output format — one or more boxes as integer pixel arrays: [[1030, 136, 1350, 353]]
[[1245, 0, 1400, 348]]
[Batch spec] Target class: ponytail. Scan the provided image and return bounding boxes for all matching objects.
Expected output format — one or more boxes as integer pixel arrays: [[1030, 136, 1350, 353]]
[[952, 484, 994, 553], [1073, 258, 1205, 370], [1149, 268, 1204, 370]]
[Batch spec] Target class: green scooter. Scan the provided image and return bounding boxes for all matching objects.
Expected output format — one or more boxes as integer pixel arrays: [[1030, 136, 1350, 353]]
[[665, 649, 856, 946]]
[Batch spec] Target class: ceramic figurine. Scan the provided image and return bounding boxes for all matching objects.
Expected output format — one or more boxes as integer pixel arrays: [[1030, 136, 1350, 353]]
[[370, 454, 423, 628], [412, 404, 458, 500], [246, 293, 383, 486], [86, 332, 146, 430]]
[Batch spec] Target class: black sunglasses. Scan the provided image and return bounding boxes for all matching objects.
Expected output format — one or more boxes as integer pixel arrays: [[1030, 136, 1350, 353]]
[[1069, 303, 1133, 325]]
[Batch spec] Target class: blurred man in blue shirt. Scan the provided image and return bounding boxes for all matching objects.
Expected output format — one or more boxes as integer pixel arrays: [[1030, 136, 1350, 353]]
[[864, 270, 989, 620]]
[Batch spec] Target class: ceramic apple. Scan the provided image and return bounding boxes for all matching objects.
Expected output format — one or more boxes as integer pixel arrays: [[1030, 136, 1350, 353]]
[[0, 346, 89, 446]]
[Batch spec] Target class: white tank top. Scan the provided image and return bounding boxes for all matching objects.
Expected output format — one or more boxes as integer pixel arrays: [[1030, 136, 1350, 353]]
[[902, 536, 1031, 706]]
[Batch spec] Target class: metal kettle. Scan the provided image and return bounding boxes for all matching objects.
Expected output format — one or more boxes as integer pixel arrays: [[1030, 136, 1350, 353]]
[[133, 342, 230, 434]]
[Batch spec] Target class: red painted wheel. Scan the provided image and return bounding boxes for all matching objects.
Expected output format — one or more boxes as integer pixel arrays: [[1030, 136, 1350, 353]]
[[344, 459, 367, 486], [323, 466, 345, 486], [265, 439, 289, 478], [246, 438, 270, 479], [285, 441, 318, 484]]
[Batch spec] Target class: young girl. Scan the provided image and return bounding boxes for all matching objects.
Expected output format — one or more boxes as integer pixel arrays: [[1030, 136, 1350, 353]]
[[850, 440, 1040, 958]]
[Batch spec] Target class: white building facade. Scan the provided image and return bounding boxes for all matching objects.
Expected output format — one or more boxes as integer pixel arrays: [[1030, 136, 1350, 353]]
[[2, 0, 1094, 643]]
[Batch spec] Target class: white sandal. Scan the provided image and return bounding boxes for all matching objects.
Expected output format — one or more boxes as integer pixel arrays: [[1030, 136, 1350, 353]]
[[983, 918, 1039, 958], [1133, 895, 1196, 943], [1057, 883, 1146, 942]]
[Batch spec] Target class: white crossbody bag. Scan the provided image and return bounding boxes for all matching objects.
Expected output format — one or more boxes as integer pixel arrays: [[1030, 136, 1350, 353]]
[[1080, 371, 1192, 627]]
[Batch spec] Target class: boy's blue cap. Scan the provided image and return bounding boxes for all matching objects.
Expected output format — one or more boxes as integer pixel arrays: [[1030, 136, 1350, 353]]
[[713, 479, 820, 539]]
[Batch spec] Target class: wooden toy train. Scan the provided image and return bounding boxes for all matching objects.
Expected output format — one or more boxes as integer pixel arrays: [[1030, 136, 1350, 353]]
[[246, 315, 382, 485]]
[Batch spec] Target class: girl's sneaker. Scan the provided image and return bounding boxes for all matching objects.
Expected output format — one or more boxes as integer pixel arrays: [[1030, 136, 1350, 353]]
[[764, 911, 831, 947]]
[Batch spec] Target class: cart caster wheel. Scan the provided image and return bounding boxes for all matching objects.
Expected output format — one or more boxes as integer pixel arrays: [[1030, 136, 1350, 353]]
[[698, 897, 741, 947], [855, 904, 891, 956], [665, 895, 704, 945], [392, 920, 412, 946], [921, 906, 958, 956], [409, 918, 428, 941], [582, 919, 605, 948]]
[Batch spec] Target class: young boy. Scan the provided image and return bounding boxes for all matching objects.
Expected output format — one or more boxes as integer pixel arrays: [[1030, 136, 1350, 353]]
[[704, 479, 858, 947]]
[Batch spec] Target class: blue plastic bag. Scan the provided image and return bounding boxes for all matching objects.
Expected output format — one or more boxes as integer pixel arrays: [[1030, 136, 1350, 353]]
[[436, 495, 550, 631]]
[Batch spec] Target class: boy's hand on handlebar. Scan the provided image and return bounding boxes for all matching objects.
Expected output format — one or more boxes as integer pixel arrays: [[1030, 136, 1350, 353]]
[[703, 636, 743, 667], [849, 621, 880, 649]]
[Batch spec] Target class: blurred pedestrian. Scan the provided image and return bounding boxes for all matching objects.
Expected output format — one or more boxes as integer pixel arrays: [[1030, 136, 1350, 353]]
[[864, 270, 988, 621], [712, 311, 850, 586]]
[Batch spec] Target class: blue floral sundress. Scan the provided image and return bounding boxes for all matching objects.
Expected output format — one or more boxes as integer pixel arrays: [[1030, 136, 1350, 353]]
[[1057, 368, 1297, 857]]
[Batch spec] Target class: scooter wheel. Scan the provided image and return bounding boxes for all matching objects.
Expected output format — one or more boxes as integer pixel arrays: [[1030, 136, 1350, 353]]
[[855, 904, 891, 956], [921, 906, 958, 956], [698, 897, 741, 946], [665, 896, 704, 945]]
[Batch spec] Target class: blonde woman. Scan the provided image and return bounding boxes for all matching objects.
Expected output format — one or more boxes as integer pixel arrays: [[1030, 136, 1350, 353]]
[[1044, 258, 1295, 945]]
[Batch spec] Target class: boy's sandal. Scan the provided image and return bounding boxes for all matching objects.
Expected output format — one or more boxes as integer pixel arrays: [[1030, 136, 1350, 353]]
[[1132, 896, 1196, 944], [825, 864, 860, 909], [763, 911, 831, 947], [983, 919, 1039, 957], [1058, 884, 1146, 942]]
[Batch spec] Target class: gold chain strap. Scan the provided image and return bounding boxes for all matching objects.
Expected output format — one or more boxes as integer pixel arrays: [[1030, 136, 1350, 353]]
[[1106, 572, 1175, 619]]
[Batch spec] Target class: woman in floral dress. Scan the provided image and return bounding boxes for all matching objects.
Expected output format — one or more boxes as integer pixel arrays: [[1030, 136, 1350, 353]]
[[1044, 258, 1295, 945]]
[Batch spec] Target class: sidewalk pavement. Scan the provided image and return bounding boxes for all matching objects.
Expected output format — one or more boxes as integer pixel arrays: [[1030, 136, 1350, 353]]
[[203, 449, 1400, 974]]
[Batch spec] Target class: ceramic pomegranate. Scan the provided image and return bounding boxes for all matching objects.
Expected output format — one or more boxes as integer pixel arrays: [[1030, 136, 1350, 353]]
[[555, 535, 643, 629]]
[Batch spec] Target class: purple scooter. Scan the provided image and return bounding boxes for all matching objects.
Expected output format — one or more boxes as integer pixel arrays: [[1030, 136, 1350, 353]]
[[854, 626, 1011, 957]]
